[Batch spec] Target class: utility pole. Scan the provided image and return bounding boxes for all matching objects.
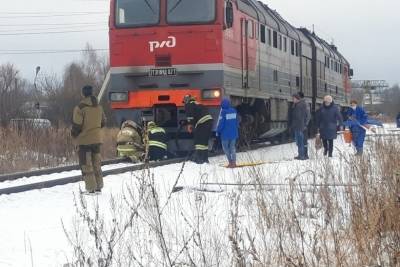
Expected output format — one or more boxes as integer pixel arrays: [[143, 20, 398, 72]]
[[351, 80, 388, 112], [33, 66, 41, 119]]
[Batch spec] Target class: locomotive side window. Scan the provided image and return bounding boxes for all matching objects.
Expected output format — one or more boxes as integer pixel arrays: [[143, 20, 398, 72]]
[[283, 37, 287, 52], [225, 1, 233, 28], [278, 34, 282, 50], [273, 70, 278, 82], [115, 0, 160, 27], [273, 31, 278, 48], [248, 20, 254, 38], [291, 40, 295, 55], [267, 29, 272, 46], [167, 0, 215, 24], [260, 25, 266, 43]]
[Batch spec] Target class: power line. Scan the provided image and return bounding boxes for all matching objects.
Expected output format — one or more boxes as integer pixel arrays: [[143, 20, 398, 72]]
[[0, 29, 107, 36], [0, 49, 108, 55], [0, 13, 107, 19], [0, 25, 106, 33], [0, 11, 107, 14], [0, 21, 106, 27]]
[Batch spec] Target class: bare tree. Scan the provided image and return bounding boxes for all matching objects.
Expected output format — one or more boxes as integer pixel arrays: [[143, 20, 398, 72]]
[[0, 63, 29, 126], [40, 43, 114, 126], [380, 84, 400, 117]]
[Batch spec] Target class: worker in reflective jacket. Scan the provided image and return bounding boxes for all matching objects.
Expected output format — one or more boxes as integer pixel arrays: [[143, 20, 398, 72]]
[[146, 121, 168, 161], [116, 120, 144, 163], [183, 95, 214, 164]]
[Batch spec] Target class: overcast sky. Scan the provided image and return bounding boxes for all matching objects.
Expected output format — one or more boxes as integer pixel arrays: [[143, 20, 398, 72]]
[[0, 0, 399, 85]]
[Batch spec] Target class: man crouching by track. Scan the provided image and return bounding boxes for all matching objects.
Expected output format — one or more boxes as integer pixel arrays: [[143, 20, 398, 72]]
[[71, 85, 106, 194], [116, 120, 144, 163], [183, 95, 213, 164]]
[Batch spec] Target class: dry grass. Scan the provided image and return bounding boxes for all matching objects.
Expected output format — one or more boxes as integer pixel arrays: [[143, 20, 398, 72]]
[[62, 137, 400, 266], [0, 126, 118, 174]]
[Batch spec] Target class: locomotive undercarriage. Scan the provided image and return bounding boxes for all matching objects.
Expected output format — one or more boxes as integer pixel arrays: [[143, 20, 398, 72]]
[[231, 96, 290, 147]]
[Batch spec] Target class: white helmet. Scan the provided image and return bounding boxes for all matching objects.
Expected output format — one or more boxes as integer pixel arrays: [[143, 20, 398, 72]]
[[121, 120, 141, 130]]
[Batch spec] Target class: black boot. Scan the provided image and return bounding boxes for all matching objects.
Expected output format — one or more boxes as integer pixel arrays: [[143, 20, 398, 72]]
[[304, 147, 309, 159], [203, 150, 209, 163]]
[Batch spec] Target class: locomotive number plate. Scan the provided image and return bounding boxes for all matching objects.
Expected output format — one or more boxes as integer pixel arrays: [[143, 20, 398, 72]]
[[149, 68, 177, 76]]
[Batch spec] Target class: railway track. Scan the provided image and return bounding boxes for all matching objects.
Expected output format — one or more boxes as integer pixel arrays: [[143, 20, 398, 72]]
[[0, 158, 185, 195], [0, 141, 279, 196]]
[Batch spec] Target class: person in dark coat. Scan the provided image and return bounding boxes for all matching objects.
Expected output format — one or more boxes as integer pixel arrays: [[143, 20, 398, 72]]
[[345, 100, 368, 155], [298, 92, 310, 159], [291, 93, 311, 160], [183, 95, 213, 164], [397, 112, 400, 128], [316, 95, 343, 157], [217, 98, 239, 168]]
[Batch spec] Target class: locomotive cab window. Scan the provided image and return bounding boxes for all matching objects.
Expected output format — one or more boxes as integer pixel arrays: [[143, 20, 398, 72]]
[[115, 0, 160, 27], [167, 0, 216, 24]]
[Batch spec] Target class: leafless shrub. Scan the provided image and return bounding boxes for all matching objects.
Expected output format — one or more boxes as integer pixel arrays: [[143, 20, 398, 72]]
[[63, 138, 400, 266], [0, 127, 118, 174]]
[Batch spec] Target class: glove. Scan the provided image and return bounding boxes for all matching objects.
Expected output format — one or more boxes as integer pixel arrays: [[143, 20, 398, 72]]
[[187, 125, 193, 133]]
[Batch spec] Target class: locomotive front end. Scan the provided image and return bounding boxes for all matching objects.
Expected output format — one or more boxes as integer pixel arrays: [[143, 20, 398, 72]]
[[108, 0, 224, 154]]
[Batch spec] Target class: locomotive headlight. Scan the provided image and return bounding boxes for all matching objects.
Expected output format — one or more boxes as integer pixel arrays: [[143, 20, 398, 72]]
[[109, 92, 128, 102], [202, 89, 221, 99]]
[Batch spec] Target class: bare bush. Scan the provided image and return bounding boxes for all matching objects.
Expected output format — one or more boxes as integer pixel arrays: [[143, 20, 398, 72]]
[[0, 63, 29, 126], [63, 138, 400, 266], [0, 127, 118, 174]]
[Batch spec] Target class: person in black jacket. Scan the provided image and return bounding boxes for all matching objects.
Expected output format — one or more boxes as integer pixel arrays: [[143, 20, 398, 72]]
[[146, 121, 168, 161], [316, 95, 343, 157], [183, 95, 213, 164], [397, 112, 400, 128], [291, 93, 311, 160], [298, 92, 310, 159]]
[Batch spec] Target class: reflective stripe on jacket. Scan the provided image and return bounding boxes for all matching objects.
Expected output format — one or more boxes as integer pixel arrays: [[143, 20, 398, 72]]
[[195, 115, 213, 128], [147, 126, 168, 150], [149, 140, 167, 150]]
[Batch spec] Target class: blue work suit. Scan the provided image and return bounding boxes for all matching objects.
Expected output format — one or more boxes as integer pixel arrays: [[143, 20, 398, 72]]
[[346, 106, 368, 153], [217, 98, 239, 164]]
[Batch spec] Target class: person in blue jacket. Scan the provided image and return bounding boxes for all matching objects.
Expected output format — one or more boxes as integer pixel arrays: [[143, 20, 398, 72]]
[[217, 98, 239, 168], [397, 112, 400, 128], [345, 100, 368, 155]]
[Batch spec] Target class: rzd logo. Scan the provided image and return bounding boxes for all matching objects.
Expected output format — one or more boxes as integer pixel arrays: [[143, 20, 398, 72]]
[[149, 36, 176, 52]]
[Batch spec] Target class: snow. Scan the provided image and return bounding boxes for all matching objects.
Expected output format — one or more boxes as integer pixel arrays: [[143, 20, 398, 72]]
[[0, 163, 134, 190], [0, 130, 398, 266]]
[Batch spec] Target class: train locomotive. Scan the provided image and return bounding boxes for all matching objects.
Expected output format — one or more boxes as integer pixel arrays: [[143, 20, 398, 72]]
[[108, 0, 352, 155]]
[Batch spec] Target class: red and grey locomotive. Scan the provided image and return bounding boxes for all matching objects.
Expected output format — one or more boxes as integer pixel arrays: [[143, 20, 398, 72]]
[[108, 0, 352, 154]]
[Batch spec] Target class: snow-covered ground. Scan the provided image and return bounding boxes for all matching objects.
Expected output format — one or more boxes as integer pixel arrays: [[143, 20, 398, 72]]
[[0, 130, 398, 266]]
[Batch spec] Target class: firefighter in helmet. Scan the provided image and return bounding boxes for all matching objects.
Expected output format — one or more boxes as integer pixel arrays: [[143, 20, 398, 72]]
[[146, 121, 168, 161], [116, 120, 144, 162], [183, 95, 213, 164]]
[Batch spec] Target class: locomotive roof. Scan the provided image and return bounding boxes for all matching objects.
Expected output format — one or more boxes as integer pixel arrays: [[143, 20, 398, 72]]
[[235, 0, 348, 64]]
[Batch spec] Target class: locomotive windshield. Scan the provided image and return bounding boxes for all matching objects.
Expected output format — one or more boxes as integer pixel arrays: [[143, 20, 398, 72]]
[[115, 0, 160, 27], [167, 0, 215, 24]]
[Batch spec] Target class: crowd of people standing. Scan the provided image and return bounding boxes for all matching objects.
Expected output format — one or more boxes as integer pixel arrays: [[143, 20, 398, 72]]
[[71, 85, 383, 194]]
